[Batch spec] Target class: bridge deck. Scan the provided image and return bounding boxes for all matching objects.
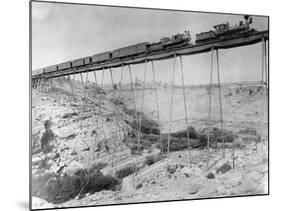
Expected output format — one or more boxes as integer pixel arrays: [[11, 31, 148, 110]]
[[32, 30, 268, 79]]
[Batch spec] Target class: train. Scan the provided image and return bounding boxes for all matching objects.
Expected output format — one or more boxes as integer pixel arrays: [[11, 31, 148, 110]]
[[32, 16, 257, 76]]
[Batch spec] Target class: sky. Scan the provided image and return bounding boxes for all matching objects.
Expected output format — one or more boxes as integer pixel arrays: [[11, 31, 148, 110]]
[[32, 1, 268, 85]]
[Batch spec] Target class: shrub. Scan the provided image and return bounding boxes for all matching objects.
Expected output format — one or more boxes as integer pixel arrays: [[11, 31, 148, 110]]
[[145, 154, 163, 166], [109, 98, 124, 105], [84, 173, 119, 194], [34, 170, 119, 204], [115, 165, 137, 179]]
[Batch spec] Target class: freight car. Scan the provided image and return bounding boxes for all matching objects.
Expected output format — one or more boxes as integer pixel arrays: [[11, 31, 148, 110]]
[[44, 64, 58, 73], [72, 56, 92, 67], [58, 61, 72, 70], [32, 68, 44, 76], [195, 15, 256, 44], [92, 51, 111, 64], [112, 42, 149, 59]]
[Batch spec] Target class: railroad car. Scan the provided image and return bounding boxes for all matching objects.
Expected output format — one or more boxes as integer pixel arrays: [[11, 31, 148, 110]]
[[112, 42, 149, 59], [195, 31, 216, 44], [72, 58, 84, 67], [44, 64, 58, 73], [58, 61, 72, 70], [92, 51, 111, 63], [84, 56, 92, 65], [148, 42, 163, 52], [32, 68, 44, 76], [72, 56, 92, 67]]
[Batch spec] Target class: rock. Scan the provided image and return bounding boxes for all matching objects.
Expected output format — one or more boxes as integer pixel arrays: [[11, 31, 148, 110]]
[[182, 167, 191, 177], [216, 163, 232, 174], [56, 127, 77, 140], [206, 172, 215, 179], [32, 197, 53, 209], [32, 157, 42, 165], [64, 138, 89, 153], [151, 180, 156, 184], [188, 184, 199, 194], [216, 186, 228, 195], [248, 171, 263, 183]]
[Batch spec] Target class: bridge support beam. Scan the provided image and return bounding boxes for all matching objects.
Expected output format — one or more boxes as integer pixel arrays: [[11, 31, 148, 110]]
[[167, 53, 177, 175], [179, 55, 192, 166], [151, 60, 163, 156], [216, 49, 225, 158]]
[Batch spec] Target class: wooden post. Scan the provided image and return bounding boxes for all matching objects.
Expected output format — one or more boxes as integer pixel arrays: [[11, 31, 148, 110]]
[[80, 72, 86, 110], [216, 49, 225, 158], [167, 53, 177, 175], [179, 56, 192, 166], [151, 61, 163, 156], [207, 47, 214, 168]]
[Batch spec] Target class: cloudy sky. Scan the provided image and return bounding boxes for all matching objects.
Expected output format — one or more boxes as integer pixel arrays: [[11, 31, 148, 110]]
[[32, 1, 268, 85]]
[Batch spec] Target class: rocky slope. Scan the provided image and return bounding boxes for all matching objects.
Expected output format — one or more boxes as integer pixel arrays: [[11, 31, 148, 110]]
[[31, 78, 268, 209]]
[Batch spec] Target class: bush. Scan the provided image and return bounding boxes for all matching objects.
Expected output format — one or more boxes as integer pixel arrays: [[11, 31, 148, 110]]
[[145, 154, 163, 166], [34, 170, 119, 204], [115, 165, 137, 179], [109, 98, 124, 105], [84, 173, 119, 194]]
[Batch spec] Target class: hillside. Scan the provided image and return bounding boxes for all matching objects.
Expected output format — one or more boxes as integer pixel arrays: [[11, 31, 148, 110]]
[[31, 78, 268, 209]]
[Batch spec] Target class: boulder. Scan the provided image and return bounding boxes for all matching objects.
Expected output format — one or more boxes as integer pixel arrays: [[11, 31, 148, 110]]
[[32, 197, 53, 209], [188, 184, 200, 194], [64, 138, 89, 153], [56, 127, 77, 140], [247, 171, 263, 183], [216, 186, 228, 195], [206, 172, 215, 179], [182, 167, 192, 177], [216, 163, 232, 174]]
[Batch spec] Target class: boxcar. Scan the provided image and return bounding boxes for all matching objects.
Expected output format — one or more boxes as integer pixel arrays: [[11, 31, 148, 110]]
[[92, 51, 111, 63], [112, 42, 149, 59], [58, 61, 72, 70], [84, 56, 92, 65], [195, 31, 216, 43], [32, 68, 44, 76], [45, 65, 58, 73], [72, 58, 85, 67]]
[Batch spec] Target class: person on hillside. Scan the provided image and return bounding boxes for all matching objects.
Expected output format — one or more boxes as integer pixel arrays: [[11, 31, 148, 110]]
[[40, 120, 57, 153]]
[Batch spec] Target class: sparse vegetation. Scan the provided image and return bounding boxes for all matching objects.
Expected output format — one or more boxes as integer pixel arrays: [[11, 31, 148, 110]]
[[115, 165, 138, 179], [145, 154, 163, 166], [34, 170, 120, 204]]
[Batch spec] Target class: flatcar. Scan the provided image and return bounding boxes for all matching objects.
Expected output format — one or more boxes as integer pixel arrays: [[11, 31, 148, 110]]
[[92, 51, 111, 64], [195, 15, 256, 44], [112, 42, 149, 59]]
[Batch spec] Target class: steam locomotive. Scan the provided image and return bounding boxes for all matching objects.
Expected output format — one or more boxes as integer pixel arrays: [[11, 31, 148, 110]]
[[195, 15, 256, 44], [33, 16, 257, 76]]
